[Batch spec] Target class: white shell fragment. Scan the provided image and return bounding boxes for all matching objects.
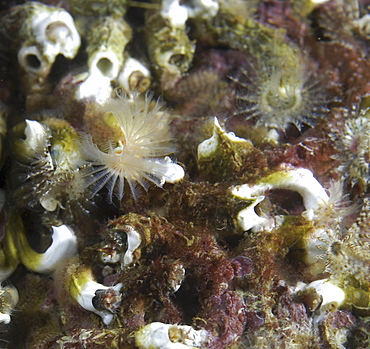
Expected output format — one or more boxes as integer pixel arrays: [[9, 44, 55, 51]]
[[135, 322, 208, 349], [232, 168, 329, 232]]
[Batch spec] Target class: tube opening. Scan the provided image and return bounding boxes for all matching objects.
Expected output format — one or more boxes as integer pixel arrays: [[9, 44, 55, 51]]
[[25, 54, 42, 70], [97, 58, 114, 77]]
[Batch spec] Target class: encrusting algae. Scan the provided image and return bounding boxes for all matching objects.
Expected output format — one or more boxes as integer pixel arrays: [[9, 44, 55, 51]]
[[0, 0, 370, 348]]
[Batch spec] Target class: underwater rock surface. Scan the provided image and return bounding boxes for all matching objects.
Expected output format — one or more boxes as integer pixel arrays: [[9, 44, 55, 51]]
[[0, 0, 370, 348]]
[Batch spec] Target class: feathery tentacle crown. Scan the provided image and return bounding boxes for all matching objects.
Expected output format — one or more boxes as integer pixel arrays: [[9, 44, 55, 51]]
[[233, 57, 332, 131], [81, 92, 184, 202]]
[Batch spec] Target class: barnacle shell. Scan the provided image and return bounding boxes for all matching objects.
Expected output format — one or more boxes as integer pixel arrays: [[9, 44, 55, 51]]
[[0, 208, 76, 331], [10, 119, 51, 162], [21, 224, 78, 274], [99, 223, 142, 268], [232, 168, 329, 232], [117, 57, 152, 94], [135, 322, 208, 349], [297, 279, 345, 315], [9, 118, 87, 214], [299, 278, 370, 316], [145, 11, 195, 81], [76, 16, 132, 102], [197, 117, 254, 182], [66, 264, 123, 325], [86, 16, 132, 80], [2, 210, 78, 274], [104, 213, 155, 267], [9, 2, 80, 82], [68, 0, 128, 17]]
